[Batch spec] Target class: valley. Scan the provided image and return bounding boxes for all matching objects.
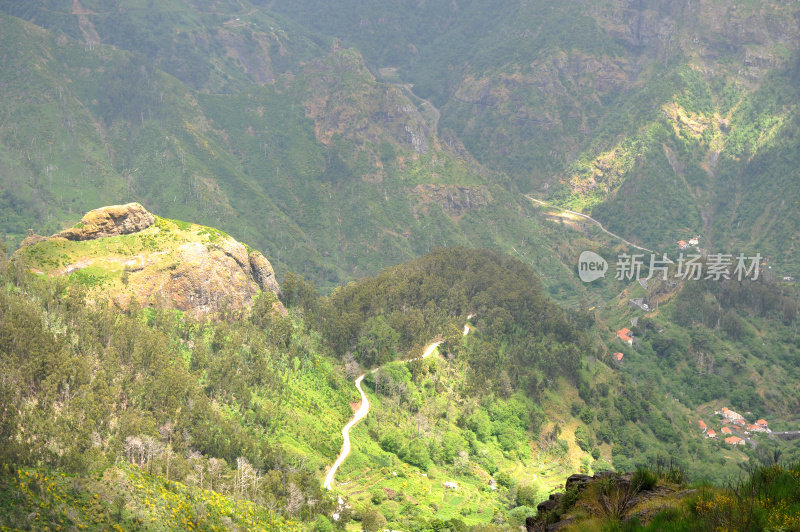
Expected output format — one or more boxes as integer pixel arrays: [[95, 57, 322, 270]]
[[1, 1, 799, 530]]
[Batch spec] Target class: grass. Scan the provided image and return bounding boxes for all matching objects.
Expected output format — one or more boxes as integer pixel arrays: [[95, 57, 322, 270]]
[[0, 463, 301, 531], [545, 461, 800, 531]]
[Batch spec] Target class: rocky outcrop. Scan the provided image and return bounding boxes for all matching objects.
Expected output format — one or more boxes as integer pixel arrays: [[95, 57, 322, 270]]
[[527, 470, 685, 532], [54, 203, 155, 241], [249, 250, 280, 295], [15, 204, 284, 318], [413, 184, 492, 219]]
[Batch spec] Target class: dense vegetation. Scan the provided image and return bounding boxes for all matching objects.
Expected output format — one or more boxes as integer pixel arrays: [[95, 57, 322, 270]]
[[2, 1, 800, 529], [0, 250, 336, 529], [530, 458, 800, 531], [0, 7, 588, 300], [2, 237, 799, 529], [318, 247, 589, 397]]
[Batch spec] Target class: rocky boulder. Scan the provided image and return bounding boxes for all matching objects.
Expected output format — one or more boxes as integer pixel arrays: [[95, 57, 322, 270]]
[[54, 203, 155, 241]]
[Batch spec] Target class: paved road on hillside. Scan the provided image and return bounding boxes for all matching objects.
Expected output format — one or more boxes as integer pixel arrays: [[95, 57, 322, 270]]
[[324, 318, 474, 491], [526, 195, 654, 253]]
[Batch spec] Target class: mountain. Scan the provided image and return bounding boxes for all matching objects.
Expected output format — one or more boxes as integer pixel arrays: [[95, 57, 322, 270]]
[[0, 6, 593, 300], [269, 0, 800, 273], [13, 202, 282, 316], [2, 2, 800, 531], [2, 229, 799, 530]]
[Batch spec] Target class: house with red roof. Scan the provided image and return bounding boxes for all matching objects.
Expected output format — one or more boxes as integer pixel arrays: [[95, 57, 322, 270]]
[[613, 352, 624, 362], [706, 429, 716, 438], [756, 419, 768, 427], [698, 420, 707, 433], [616, 328, 633, 345], [678, 240, 689, 249], [721, 427, 733, 435], [733, 418, 746, 427], [725, 436, 745, 446]]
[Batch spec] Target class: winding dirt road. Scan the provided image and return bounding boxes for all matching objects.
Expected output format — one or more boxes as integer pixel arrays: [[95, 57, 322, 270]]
[[526, 195, 653, 253], [324, 319, 473, 491]]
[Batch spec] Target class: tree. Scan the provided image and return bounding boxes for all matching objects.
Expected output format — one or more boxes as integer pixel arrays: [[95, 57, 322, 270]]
[[361, 509, 387, 532], [517, 484, 538, 507], [356, 316, 399, 368]]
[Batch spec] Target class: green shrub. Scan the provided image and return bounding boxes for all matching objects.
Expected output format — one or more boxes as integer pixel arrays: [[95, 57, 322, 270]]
[[311, 514, 333, 532], [495, 471, 515, 488], [516, 484, 538, 507], [371, 488, 386, 505], [361, 509, 387, 532], [631, 468, 658, 491]]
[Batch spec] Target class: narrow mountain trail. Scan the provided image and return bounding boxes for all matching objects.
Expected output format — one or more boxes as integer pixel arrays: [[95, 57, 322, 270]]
[[324, 317, 474, 491], [526, 195, 654, 253]]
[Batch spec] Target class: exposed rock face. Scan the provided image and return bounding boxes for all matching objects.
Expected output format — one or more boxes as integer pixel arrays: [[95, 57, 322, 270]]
[[528, 470, 682, 531], [15, 204, 284, 317], [249, 250, 280, 295], [413, 184, 492, 219], [54, 203, 155, 241]]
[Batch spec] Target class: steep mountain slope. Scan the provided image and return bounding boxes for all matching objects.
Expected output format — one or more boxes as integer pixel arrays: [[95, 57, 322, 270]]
[[0, 244, 734, 531], [270, 0, 800, 272], [0, 8, 589, 298]]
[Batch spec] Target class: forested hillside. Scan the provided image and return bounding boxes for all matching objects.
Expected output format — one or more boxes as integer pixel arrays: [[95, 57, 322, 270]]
[[9, 243, 792, 530], [0, 5, 587, 299], [271, 0, 800, 272], [2, 1, 800, 530]]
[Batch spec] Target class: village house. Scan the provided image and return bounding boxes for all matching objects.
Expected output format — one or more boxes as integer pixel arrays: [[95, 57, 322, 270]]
[[724, 436, 745, 446], [443, 481, 458, 490], [616, 328, 633, 345], [706, 429, 716, 438], [698, 420, 707, 433], [716, 407, 745, 423], [613, 352, 624, 362], [688, 237, 699, 246], [721, 427, 733, 435], [678, 240, 689, 249]]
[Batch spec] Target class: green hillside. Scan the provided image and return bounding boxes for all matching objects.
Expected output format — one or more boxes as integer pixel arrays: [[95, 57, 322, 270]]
[[2, 1, 800, 530], [5, 243, 798, 530], [0, 8, 594, 300], [270, 0, 800, 274]]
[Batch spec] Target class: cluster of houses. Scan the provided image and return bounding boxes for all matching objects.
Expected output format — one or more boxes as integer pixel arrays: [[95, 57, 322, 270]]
[[616, 328, 633, 345], [697, 407, 770, 447], [677, 237, 700, 250]]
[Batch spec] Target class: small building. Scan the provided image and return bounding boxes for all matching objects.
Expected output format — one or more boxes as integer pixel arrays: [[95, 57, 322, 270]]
[[678, 240, 689, 249], [717, 407, 744, 423], [756, 419, 768, 428], [721, 427, 733, 435], [698, 420, 707, 433], [613, 352, 624, 362], [688, 237, 699, 246], [616, 328, 633, 345], [706, 429, 716, 438], [725, 436, 745, 446], [733, 418, 746, 427], [443, 481, 458, 490]]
